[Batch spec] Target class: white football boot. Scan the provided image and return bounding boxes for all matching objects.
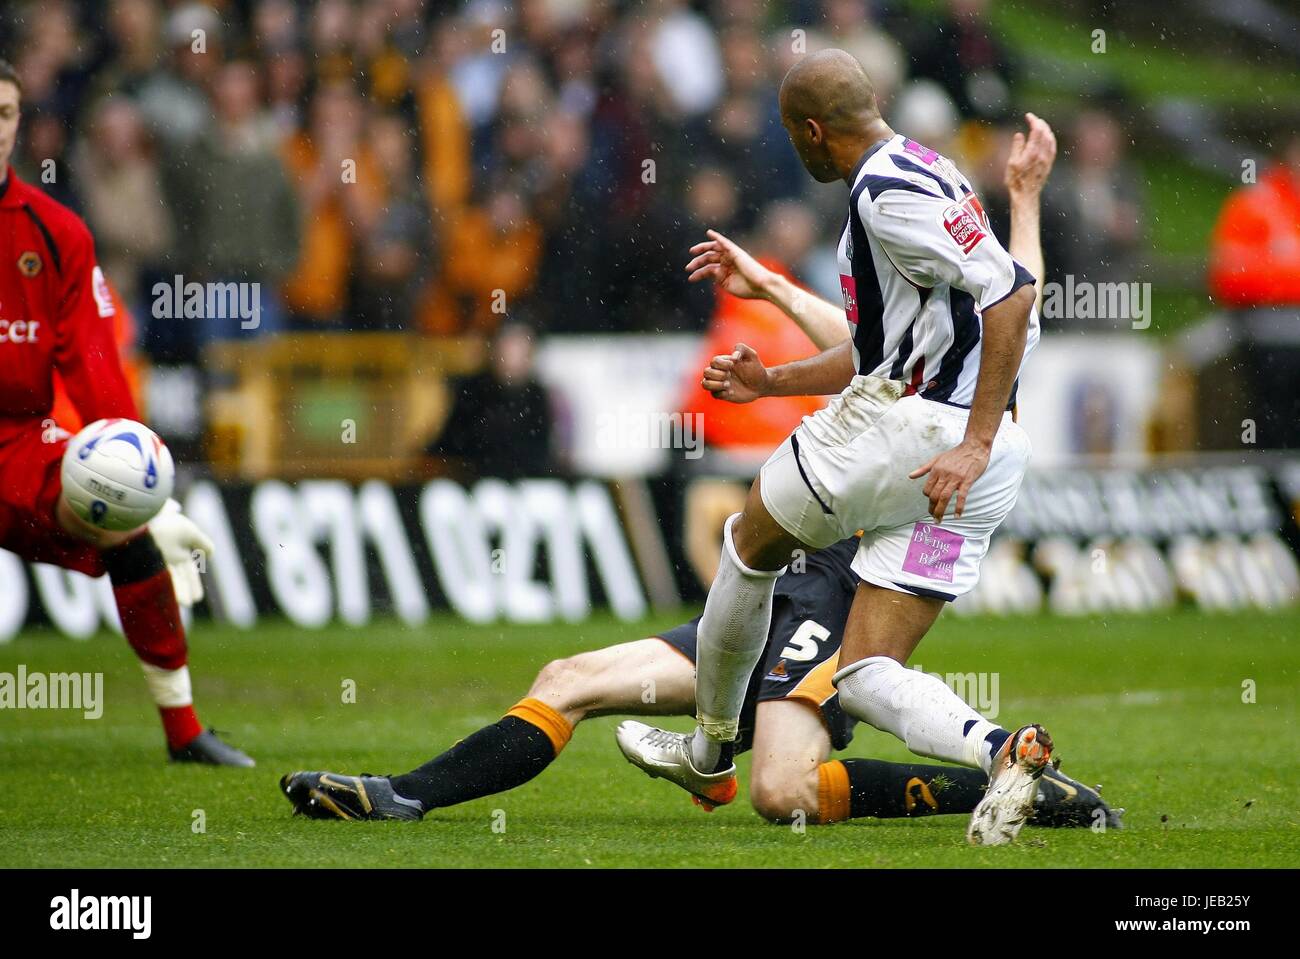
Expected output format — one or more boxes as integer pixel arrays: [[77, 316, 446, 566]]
[[615, 721, 738, 811], [967, 724, 1054, 846]]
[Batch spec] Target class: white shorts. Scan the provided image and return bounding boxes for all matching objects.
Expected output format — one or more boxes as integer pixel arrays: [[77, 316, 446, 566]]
[[759, 374, 1031, 601]]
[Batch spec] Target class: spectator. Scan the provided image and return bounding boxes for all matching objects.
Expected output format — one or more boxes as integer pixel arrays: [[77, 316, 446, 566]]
[[354, 111, 434, 331], [10, 0, 90, 124], [446, 1, 515, 131], [428, 321, 555, 479], [823, 0, 907, 109], [265, 46, 309, 138], [891, 79, 961, 156], [911, 0, 1016, 121], [528, 108, 610, 333], [252, 2, 308, 136], [439, 183, 543, 334], [12, 109, 79, 211], [605, 163, 724, 333], [281, 77, 380, 328], [551, 25, 599, 118], [413, 30, 472, 214], [534, 24, 707, 334], [135, 3, 223, 147], [250, 0, 301, 56], [589, 25, 692, 223], [649, 0, 724, 118], [1208, 130, 1300, 449], [98, 0, 166, 101], [695, 25, 805, 221], [1045, 109, 1144, 301], [356, 0, 429, 105], [164, 59, 300, 348], [477, 57, 554, 193], [74, 96, 173, 310], [1208, 131, 1300, 307], [308, 0, 357, 83]]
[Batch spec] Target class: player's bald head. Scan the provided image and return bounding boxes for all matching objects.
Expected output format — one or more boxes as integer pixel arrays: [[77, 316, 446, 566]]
[[778, 49, 879, 134], [777, 49, 888, 182]]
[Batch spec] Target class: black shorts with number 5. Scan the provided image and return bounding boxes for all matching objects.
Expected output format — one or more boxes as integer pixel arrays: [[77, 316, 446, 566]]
[[656, 537, 861, 754]]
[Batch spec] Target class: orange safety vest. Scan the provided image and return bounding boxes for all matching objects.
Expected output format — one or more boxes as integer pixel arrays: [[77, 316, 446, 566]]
[[1208, 165, 1300, 307], [679, 258, 827, 451]]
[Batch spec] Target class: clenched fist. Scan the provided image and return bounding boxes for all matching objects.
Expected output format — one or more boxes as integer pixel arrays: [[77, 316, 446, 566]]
[[701, 343, 769, 404]]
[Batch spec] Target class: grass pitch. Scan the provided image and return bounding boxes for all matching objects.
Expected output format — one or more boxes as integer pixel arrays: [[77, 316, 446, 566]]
[[1, 608, 1296, 868]]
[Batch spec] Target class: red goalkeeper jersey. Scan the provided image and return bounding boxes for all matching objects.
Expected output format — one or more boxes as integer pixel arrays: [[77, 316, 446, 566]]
[[0, 167, 138, 447]]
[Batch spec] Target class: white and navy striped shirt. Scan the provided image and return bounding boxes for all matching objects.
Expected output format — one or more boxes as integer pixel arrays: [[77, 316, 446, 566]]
[[838, 134, 1039, 408]]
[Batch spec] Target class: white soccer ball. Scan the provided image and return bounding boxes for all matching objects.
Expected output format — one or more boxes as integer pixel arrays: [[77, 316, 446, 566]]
[[61, 418, 176, 532]]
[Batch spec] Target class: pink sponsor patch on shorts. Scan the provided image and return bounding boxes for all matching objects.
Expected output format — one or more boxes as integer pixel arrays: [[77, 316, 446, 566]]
[[901, 523, 964, 583]]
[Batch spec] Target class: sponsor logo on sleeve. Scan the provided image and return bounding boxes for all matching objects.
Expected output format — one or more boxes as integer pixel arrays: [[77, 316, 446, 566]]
[[92, 266, 116, 317], [941, 193, 989, 256], [902, 138, 939, 165]]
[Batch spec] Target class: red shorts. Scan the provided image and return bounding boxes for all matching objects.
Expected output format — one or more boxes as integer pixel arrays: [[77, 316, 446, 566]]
[[0, 421, 106, 576]]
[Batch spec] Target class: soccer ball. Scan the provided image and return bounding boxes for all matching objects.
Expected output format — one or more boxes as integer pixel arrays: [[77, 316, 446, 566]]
[[61, 418, 175, 532]]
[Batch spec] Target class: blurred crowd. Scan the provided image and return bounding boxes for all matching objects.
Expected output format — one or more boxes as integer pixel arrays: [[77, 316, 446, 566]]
[[3, 0, 1173, 367]]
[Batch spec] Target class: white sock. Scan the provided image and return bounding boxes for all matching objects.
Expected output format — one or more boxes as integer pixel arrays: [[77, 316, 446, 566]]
[[834, 656, 1002, 772], [691, 513, 781, 770], [140, 663, 193, 709]]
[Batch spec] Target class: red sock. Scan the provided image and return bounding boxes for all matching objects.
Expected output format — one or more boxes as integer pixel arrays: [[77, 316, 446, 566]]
[[104, 537, 202, 749], [160, 705, 203, 749], [115, 572, 203, 748], [113, 569, 189, 670]]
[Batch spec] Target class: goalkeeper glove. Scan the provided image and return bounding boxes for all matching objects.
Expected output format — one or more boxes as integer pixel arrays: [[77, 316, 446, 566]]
[[148, 498, 215, 607]]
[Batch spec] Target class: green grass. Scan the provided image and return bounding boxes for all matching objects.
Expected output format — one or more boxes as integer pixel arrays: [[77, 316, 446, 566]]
[[1, 609, 1296, 868]]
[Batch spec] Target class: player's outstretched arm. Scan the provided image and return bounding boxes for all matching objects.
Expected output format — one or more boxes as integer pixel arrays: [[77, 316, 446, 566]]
[[762, 272, 852, 350], [686, 230, 851, 351], [1005, 112, 1057, 313]]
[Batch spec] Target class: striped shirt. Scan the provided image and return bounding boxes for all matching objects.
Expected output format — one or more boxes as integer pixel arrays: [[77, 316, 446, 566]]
[[837, 135, 1039, 408]]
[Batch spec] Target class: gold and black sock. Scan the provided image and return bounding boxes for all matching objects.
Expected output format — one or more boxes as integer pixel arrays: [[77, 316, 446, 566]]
[[816, 758, 988, 823], [389, 698, 573, 810]]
